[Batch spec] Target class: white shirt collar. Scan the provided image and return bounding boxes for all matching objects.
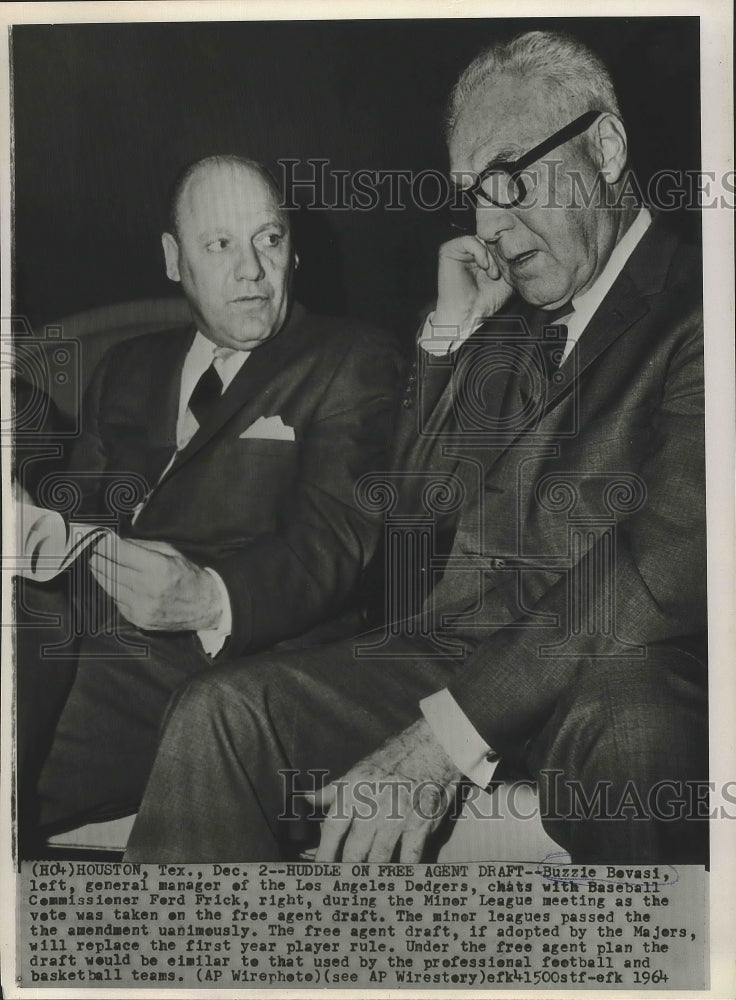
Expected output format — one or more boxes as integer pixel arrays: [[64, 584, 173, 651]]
[[176, 332, 251, 445], [184, 331, 251, 389], [142, 332, 252, 497]]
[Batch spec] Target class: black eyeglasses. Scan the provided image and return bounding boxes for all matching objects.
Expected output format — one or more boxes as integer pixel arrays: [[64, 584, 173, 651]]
[[455, 109, 601, 215]]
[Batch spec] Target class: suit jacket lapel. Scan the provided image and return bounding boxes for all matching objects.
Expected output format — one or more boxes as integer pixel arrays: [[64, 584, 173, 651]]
[[138, 325, 193, 447], [439, 303, 538, 496], [475, 216, 678, 481], [539, 271, 649, 414], [401, 307, 530, 506], [133, 326, 193, 487], [160, 303, 305, 483], [537, 216, 679, 416]]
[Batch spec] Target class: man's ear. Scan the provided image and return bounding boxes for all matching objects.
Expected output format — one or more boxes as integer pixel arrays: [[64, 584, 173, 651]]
[[161, 232, 181, 282], [593, 113, 628, 185]]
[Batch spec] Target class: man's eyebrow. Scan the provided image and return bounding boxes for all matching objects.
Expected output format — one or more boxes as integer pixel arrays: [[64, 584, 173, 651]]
[[450, 147, 522, 187], [480, 147, 521, 170], [253, 218, 287, 234], [198, 228, 230, 241], [196, 218, 287, 240]]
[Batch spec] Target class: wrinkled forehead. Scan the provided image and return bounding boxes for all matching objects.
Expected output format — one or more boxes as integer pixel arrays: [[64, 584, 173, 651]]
[[448, 73, 560, 175], [178, 162, 287, 232]]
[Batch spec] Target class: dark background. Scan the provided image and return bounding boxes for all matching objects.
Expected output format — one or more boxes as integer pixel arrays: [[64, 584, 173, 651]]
[[11, 17, 700, 343]]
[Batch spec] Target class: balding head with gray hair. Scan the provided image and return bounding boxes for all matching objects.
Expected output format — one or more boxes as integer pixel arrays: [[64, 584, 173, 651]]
[[445, 31, 622, 140]]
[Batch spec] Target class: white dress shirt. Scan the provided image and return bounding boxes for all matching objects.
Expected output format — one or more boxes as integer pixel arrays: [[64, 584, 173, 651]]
[[419, 208, 652, 787], [136, 331, 251, 657], [174, 332, 251, 452]]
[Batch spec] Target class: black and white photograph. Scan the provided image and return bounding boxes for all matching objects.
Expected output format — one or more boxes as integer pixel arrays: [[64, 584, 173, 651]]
[[1, 1, 733, 995]]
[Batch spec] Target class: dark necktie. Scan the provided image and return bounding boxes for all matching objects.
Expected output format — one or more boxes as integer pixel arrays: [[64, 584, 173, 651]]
[[188, 361, 224, 428], [534, 302, 573, 379], [495, 301, 573, 426]]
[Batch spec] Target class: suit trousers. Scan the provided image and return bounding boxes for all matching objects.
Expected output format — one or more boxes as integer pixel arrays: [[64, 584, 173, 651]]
[[125, 634, 466, 862], [29, 564, 215, 835], [26, 582, 373, 840], [15, 578, 81, 854], [36, 622, 212, 832], [124, 632, 708, 864], [526, 641, 708, 864]]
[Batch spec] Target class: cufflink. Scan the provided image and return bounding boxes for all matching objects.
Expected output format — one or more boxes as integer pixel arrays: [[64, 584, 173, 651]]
[[485, 749, 500, 763]]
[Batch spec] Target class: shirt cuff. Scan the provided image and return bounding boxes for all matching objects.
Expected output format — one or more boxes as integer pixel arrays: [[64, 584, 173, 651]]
[[420, 688, 500, 787], [418, 312, 480, 356], [196, 567, 232, 658]]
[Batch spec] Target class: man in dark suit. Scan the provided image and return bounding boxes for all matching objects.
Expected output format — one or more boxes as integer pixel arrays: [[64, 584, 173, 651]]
[[126, 33, 706, 864], [25, 155, 401, 835]]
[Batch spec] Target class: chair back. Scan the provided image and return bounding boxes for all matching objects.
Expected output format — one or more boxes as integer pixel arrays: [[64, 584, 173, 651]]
[[23, 297, 192, 423]]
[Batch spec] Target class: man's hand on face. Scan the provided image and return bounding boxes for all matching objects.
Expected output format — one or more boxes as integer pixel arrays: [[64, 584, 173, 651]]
[[89, 536, 222, 632], [433, 234, 514, 339], [313, 719, 462, 863]]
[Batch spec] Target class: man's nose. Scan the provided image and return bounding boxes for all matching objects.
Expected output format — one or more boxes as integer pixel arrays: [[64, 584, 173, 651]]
[[475, 204, 516, 243], [233, 243, 264, 282]]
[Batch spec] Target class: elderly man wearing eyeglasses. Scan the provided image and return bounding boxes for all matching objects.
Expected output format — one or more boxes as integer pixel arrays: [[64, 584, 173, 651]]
[[126, 30, 707, 866]]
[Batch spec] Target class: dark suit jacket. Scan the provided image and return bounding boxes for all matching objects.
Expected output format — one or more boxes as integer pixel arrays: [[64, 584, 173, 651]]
[[68, 303, 402, 655], [394, 218, 705, 760]]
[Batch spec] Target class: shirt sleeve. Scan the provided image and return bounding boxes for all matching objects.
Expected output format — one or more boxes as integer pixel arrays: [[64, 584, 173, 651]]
[[419, 687, 501, 787], [196, 567, 232, 657], [418, 313, 482, 356]]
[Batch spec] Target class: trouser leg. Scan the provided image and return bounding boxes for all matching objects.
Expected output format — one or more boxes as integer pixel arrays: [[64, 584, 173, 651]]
[[527, 643, 708, 864], [125, 634, 466, 862], [14, 577, 80, 854], [37, 622, 211, 830]]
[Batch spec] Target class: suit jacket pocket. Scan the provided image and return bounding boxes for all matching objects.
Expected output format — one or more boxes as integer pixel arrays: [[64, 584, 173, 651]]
[[234, 437, 298, 456], [212, 436, 298, 505]]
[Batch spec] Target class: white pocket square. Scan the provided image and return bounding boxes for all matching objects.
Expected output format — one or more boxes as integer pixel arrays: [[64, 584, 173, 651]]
[[239, 415, 295, 441]]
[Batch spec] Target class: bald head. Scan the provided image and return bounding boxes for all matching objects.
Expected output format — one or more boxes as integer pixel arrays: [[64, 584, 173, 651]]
[[168, 155, 287, 240]]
